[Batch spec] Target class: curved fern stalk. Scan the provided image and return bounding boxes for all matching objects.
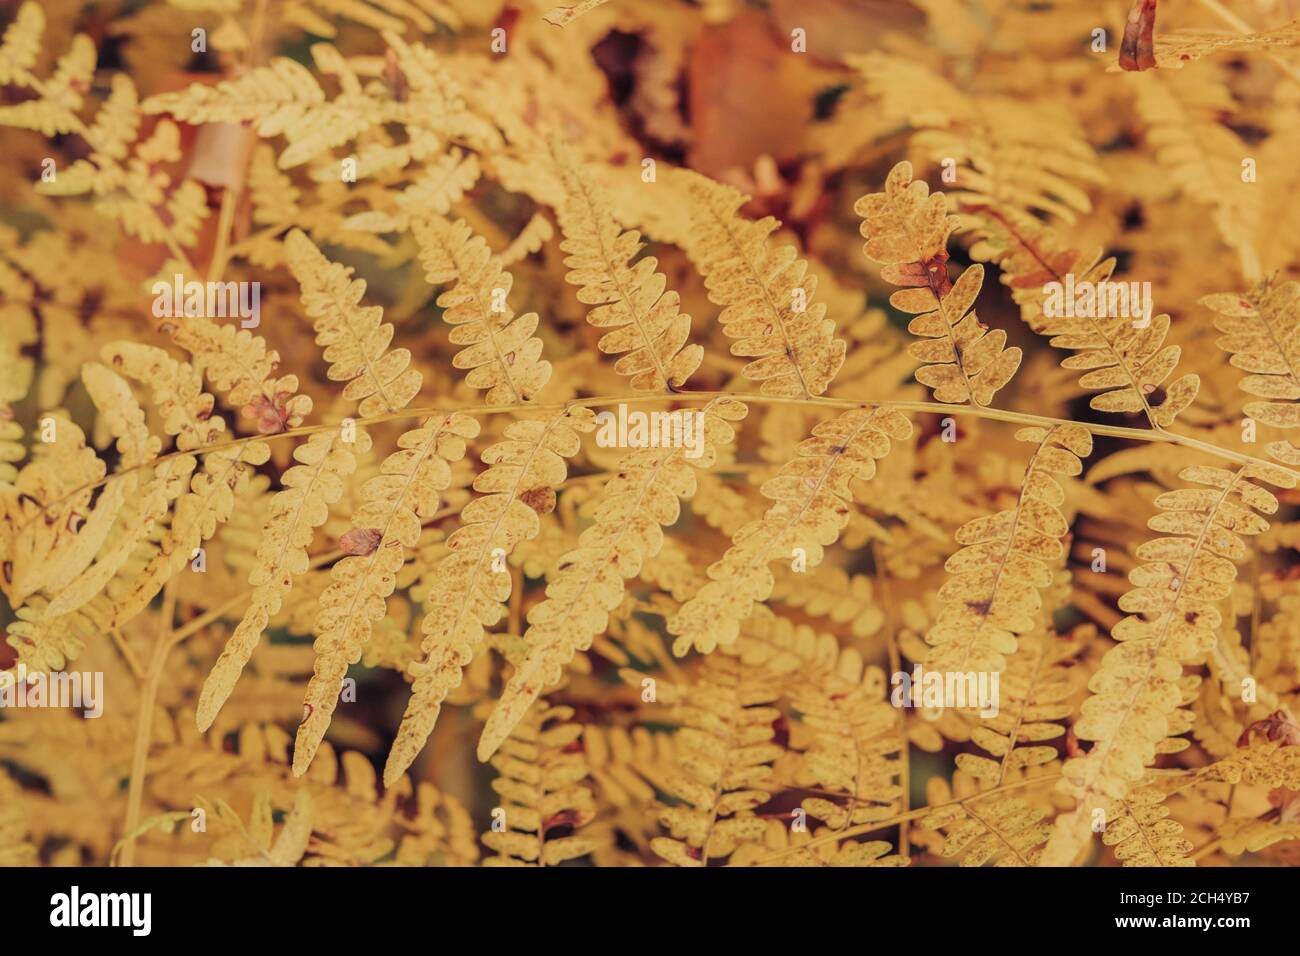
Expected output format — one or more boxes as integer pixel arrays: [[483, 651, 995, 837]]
[[290, 413, 477, 772], [668, 407, 912, 657], [1202, 277, 1300, 466], [857, 162, 1022, 407], [482, 702, 599, 866], [925, 424, 1092, 675], [384, 406, 596, 786], [476, 398, 747, 761], [413, 215, 553, 404], [962, 205, 1200, 427], [42, 344, 227, 618], [552, 141, 703, 391], [201, 231, 419, 732], [1041, 461, 1295, 865], [646, 655, 785, 866], [673, 169, 846, 398]]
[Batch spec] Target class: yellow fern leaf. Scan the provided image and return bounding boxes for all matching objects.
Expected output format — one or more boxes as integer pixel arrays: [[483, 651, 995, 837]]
[[414, 215, 553, 404], [0, 3, 42, 88], [481, 702, 600, 866], [553, 141, 703, 391], [668, 407, 911, 656], [925, 424, 1091, 674], [1203, 277, 1300, 465], [164, 314, 313, 434], [285, 229, 422, 417], [675, 169, 845, 397], [857, 161, 1022, 406], [1042, 461, 1295, 865], [647, 656, 783, 866], [383, 406, 595, 785], [292, 412, 478, 773], [198, 427, 371, 731], [477, 398, 746, 760]]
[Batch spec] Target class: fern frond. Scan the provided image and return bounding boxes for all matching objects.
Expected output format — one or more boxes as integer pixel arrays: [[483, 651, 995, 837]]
[[499, 212, 554, 268], [164, 315, 313, 435], [925, 424, 1091, 674], [291, 413, 477, 771], [101, 342, 226, 452], [108, 442, 270, 629], [1103, 786, 1194, 867], [346, 149, 480, 234], [285, 229, 422, 417], [142, 47, 376, 169], [0, 11, 95, 136], [199, 427, 370, 732], [553, 142, 702, 391], [1203, 277, 1300, 465], [675, 169, 845, 398], [668, 407, 911, 656], [0, 415, 105, 604], [963, 205, 1200, 426], [850, 52, 1105, 222], [792, 661, 906, 830], [1042, 462, 1295, 865], [922, 795, 1053, 866], [769, 565, 884, 639], [413, 215, 553, 404], [857, 161, 1022, 406], [482, 702, 599, 866], [954, 630, 1080, 786], [477, 398, 746, 761], [384, 406, 596, 786], [647, 655, 783, 866], [1133, 68, 1261, 281], [0, 2, 42, 88]]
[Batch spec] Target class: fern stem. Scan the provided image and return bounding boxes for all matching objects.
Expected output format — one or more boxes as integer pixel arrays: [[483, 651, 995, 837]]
[[23, 391, 1299, 534], [118, 579, 177, 867]]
